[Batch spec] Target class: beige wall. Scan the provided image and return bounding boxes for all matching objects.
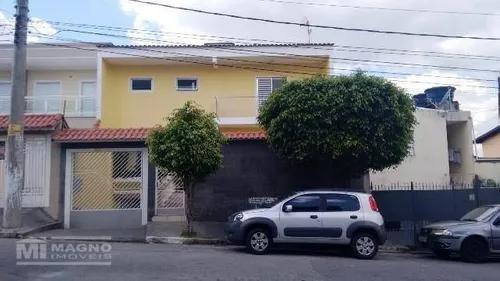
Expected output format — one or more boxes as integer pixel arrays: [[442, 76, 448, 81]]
[[47, 141, 61, 219], [481, 134, 500, 157], [447, 118, 475, 184], [370, 109, 450, 185], [1, 70, 96, 96], [475, 160, 500, 184]]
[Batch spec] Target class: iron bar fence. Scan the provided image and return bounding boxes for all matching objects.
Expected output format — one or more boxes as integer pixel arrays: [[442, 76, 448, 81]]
[[371, 181, 500, 246]]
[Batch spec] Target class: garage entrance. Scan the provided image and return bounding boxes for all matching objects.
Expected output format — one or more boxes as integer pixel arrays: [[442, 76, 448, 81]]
[[64, 148, 148, 229]]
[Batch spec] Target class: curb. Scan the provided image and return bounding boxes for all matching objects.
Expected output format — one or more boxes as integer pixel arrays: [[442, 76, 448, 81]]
[[31, 235, 146, 243], [146, 236, 227, 245], [0, 221, 61, 239]]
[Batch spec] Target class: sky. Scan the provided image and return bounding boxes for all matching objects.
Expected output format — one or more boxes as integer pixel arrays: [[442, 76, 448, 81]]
[[0, 0, 499, 135]]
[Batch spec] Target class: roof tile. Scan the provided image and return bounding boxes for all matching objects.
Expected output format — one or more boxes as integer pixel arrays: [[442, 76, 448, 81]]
[[54, 127, 266, 143], [0, 114, 65, 131]]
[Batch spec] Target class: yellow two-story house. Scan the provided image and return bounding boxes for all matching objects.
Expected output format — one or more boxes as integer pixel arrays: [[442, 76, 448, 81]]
[[98, 42, 333, 131], [55, 42, 335, 229]]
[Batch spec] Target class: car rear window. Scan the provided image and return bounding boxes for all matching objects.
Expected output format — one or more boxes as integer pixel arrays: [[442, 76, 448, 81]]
[[325, 194, 360, 212]]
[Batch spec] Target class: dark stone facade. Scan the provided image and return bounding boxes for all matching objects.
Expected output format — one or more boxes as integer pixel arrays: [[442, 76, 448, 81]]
[[192, 140, 365, 222]]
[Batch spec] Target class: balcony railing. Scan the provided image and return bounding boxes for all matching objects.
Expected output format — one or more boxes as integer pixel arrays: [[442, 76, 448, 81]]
[[214, 96, 258, 125], [0, 95, 97, 117]]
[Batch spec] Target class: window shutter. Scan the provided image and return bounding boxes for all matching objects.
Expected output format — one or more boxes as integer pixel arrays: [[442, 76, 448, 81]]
[[257, 78, 273, 108]]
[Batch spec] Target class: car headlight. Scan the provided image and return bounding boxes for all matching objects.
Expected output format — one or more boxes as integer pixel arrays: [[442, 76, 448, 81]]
[[233, 213, 244, 222], [435, 229, 453, 236]]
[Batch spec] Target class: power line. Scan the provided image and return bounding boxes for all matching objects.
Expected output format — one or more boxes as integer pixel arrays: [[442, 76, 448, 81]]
[[255, 0, 500, 17], [29, 20, 500, 77], [127, 0, 500, 41], [29, 32, 500, 93], [54, 27, 500, 84], [39, 19, 500, 62]]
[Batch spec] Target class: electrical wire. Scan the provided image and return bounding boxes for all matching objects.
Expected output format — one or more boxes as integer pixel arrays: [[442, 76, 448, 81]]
[[127, 0, 500, 41]]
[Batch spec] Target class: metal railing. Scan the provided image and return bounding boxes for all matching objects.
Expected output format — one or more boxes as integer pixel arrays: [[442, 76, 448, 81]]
[[0, 95, 97, 117]]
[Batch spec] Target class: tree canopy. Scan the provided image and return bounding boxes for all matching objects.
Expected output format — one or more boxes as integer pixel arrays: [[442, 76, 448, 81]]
[[258, 73, 416, 178], [147, 101, 225, 233]]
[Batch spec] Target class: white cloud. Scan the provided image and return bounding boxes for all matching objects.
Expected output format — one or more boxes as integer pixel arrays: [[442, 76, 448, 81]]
[[120, 0, 500, 130], [0, 11, 57, 43]]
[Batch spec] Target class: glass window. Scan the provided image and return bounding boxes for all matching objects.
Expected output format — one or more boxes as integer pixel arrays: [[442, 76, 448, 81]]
[[325, 194, 360, 212], [34, 81, 60, 96], [0, 82, 11, 96], [130, 78, 152, 91], [461, 206, 499, 222], [257, 77, 286, 107], [284, 194, 321, 212], [176, 78, 198, 91]]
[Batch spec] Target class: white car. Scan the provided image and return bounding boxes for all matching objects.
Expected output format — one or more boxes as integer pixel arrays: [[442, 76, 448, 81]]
[[224, 190, 386, 259]]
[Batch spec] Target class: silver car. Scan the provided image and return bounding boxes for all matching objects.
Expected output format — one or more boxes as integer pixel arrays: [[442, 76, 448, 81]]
[[419, 205, 500, 262]]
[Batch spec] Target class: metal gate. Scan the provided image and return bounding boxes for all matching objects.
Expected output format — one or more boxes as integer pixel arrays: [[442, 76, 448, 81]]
[[0, 136, 51, 208], [155, 168, 184, 215], [64, 148, 148, 229]]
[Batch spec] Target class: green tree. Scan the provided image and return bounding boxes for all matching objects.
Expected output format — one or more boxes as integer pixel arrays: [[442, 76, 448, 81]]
[[147, 101, 225, 234], [258, 72, 416, 179]]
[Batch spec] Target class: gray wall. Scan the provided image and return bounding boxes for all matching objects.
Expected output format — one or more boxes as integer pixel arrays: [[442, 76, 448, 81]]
[[192, 140, 358, 222]]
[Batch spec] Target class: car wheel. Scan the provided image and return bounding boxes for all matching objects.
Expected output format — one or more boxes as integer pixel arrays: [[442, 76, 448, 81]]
[[351, 232, 379, 259], [460, 237, 489, 263], [432, 249, 451, 259], [246, 228, 272, 255]]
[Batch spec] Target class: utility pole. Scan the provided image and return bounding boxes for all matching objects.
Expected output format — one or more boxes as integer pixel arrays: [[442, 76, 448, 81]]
[[2, 0, 28, 229]]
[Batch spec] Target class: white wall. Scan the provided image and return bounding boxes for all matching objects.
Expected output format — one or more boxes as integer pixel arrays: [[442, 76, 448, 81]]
[[370, 109, 450, 186]]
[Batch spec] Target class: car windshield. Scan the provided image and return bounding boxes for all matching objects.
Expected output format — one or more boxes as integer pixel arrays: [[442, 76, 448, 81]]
[[461, 206, 498, 222]]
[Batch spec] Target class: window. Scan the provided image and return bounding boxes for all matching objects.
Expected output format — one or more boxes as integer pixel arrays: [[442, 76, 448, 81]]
[[176, 78, 198, 91], [34, 81, 61, 96], [33, 81, 61, 113], [257, 77, 285, 107], [325, 194, 360, 212], [112, 151, 142, 179], [130, 78, 152, 91], [284, 194, 321, 212], [0, 82, 11, 96]]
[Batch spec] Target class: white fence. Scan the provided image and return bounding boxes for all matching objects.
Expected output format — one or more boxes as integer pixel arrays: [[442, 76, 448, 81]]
[[0, 137, 51, 208], [0, 95, 97, 117]]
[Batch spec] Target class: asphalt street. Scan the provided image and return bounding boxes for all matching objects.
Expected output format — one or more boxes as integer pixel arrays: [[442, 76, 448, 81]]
[[1, 238, 499, 281]]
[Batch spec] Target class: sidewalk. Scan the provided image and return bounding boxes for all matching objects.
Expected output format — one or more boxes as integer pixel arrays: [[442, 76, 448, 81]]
[[30, 227, 146, 242]]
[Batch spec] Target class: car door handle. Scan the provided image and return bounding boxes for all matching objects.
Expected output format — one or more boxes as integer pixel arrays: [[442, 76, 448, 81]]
[[310, 215, 318, 219], [350, 215, 358, 219]]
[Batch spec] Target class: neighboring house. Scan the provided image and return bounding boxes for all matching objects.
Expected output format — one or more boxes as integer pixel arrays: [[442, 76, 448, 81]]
[[0, 43, 99, 128], [370, 108, 475, 186], [0, 114, 67, 219], [476, 125, 500, 157], [475, 124, 500, 187]]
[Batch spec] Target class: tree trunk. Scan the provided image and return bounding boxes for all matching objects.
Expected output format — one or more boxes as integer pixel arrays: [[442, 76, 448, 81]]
[[184, 182, 194, 234]]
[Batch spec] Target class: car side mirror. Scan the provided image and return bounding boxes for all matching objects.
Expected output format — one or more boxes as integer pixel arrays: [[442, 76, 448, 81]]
[[284, 205, 293, 212]]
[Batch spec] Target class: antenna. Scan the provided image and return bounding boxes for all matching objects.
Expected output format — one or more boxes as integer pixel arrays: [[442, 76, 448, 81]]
[[303, 17, 312, 43]]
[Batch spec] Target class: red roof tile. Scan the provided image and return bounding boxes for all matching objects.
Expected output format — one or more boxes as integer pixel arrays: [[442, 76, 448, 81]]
[[223, 131, 266, 140], [54, 128, 151, 143], [0, 114, 66, 131], [54, 127, 267, 143]]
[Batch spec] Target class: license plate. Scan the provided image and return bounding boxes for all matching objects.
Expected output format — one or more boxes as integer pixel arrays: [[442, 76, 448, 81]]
[[418, 235, 428, 243]]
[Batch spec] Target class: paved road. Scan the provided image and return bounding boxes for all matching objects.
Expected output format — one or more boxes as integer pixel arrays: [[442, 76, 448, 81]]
[[1, 238, 499, 281]]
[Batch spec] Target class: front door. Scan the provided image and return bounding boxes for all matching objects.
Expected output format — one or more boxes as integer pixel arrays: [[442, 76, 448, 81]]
[[320, 193, 363, 242], [278, 194, 323, 242]]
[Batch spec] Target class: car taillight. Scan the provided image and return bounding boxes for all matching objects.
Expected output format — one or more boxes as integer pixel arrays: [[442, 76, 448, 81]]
[[369, 196, 379, 212]]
